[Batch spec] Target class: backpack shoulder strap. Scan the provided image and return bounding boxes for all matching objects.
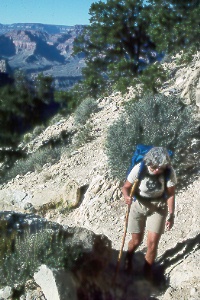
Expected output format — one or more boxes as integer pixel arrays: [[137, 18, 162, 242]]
[[138, 161, 146, 180], [164, 167, 171, 182]]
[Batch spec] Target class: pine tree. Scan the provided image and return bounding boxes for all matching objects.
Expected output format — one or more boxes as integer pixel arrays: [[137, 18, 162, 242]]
[[73, 0, 157, 95], [147, 0, 200, 53], [73, 0, 200, 96]]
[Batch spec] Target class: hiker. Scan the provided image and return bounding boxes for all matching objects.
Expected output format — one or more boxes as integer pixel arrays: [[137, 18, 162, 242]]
[[122, 147, 177, 277]]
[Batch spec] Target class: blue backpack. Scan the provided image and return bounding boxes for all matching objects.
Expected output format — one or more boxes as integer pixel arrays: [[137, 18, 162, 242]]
[[127, 144, 173, 181]]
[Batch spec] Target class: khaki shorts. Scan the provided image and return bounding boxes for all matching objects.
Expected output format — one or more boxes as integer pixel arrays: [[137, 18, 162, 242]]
[[127, 198, 168, 234]]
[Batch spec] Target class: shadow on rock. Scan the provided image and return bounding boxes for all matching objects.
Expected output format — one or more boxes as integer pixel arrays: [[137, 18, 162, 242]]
[[105, 234, 200, 299], [156, 233, 200, 271], [104, 250, 166, 300]]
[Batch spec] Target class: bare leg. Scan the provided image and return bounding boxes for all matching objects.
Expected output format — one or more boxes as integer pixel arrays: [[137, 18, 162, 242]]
[[124, 232, 144, 272], [144, 231, 161, 280], [128, 232, 144, 253], [145, 231, 161, 265]]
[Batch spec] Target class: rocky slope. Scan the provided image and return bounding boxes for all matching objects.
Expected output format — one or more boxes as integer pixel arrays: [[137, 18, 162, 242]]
[[0, 53, 200, 299]]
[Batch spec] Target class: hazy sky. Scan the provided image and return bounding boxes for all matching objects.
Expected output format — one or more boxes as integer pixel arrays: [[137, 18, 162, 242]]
[[0, 0, 106, 26]]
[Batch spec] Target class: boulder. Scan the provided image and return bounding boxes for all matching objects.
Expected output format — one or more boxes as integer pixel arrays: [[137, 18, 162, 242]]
[[0, 212, 112, 299], [61, 179, 81, 207], [34, 265, 77, 300], [0, 286, 12, 300], [0, 189, 32, 211]]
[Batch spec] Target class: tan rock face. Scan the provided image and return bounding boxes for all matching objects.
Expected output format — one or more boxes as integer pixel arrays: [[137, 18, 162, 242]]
[[61, 179, 82, 208], [162, 52, 200, 115]]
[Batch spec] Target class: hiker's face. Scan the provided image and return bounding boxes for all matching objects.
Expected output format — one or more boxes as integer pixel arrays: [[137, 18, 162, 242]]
[[149, 165, 165, 174]]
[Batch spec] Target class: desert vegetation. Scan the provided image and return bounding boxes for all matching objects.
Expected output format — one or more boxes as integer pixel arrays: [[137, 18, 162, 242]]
[[0, 218, 83, 289], [106, 93, 199, 189]]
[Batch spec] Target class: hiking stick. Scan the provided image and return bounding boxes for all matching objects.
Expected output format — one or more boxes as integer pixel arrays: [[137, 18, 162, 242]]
[[113, 178, 139, 283]]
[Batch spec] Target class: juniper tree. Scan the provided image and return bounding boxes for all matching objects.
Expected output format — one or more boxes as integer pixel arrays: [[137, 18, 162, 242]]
[[73, 0, 200, 96], [73, 0, 157, 95], [147, 0, 200, 54]]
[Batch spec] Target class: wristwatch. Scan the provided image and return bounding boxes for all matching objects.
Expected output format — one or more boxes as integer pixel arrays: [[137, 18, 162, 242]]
[[167, 213, 175, 221]]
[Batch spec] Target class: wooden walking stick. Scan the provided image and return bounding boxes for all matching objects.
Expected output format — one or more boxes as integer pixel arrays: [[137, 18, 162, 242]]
[[113, 178, 139, 283]]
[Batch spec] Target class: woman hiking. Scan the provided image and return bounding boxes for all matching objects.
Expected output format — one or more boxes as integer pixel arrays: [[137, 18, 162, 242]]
[[122, 147, 177, 279]]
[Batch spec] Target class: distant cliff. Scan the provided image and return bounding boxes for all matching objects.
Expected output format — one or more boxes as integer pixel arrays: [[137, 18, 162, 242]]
[[0, 23, 85, 35], [0, 23, 86, 90]]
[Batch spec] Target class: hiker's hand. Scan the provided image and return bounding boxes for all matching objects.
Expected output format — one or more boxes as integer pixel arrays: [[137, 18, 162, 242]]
[[122, 181, 134, 205], [166, 219, 174, 230], [166, 213, 175, 230], [124, 196, 132, 205]]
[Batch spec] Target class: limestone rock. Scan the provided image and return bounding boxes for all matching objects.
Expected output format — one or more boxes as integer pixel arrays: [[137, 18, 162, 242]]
[[34, 265, 77, 300], [0, 286, 12, 300], [61, 179, 81, 207], [0, 189, 32, 211], [162, 52, 200, 114]]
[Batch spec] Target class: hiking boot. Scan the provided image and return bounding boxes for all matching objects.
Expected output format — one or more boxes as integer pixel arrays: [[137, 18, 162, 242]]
[[124, 251, 134, 274], [143, 260, 153, 282]]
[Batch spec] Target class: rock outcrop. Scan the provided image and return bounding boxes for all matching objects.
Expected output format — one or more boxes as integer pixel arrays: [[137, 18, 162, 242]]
[[162, 51, 200, 111], [0, 211, 112, 299], [34, 265, 77, 300]]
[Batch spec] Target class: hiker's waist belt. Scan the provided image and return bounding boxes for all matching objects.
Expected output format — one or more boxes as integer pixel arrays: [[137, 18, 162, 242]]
[[134, 193, 165, 202]]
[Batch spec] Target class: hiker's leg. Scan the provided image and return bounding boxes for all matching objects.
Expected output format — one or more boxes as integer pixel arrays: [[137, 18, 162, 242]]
[[125, 200, 146, 271], [127, 201, 146, 254], [128, 232, 144, 253], [145, 201, 167, 265], [145, 231, 161, 265], [125, 232, 143, 272], [144, 231, 161, 279]]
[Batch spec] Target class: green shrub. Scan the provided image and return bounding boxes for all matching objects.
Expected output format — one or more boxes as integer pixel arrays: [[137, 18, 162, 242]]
[[23, 133, 32, 144], [74, 123, 94, 148], [47, 114, 67, 126], [32, 125, 45, 138], [2, 146, 64, 182], [0, 228, 83, 288], [21, 125, 45, 146], [74, 97, 99, 125], [106, 93, 199, 189]]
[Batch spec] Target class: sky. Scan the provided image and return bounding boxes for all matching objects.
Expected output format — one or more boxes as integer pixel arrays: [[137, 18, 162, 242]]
[[0, 0, 106, 26]]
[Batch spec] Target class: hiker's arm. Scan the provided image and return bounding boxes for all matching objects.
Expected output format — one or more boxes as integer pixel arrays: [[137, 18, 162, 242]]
[[122, 181, 133, 205], [166, 186, 176, 230]]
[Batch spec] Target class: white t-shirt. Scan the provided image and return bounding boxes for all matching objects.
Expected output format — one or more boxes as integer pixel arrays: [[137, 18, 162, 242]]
[[127, 163, 177, 198]]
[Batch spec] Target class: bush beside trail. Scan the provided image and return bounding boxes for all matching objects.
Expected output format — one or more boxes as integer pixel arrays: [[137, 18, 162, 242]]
[[106, 93, 199, 189], [74, 97, 99, 126]]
